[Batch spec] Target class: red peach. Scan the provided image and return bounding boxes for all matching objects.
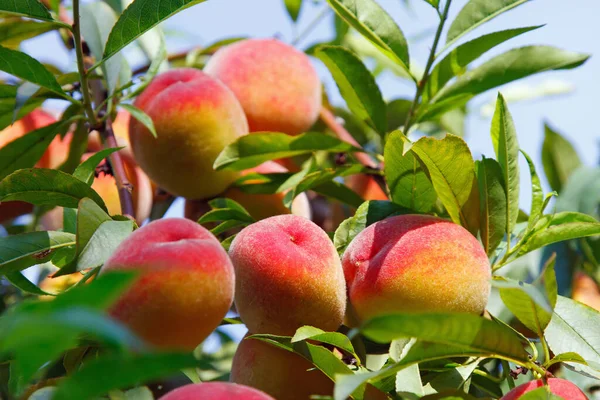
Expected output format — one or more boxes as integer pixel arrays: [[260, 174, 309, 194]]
[[160, 382, 274, 400], [342, 215, 491, 323], [230, 335, 334, 400], [228, 215, 346, 335], [501, 378, 587, 399], [129, 68, 249, 199], [102, 218, 234, 350], [204, 38, 322, 135]]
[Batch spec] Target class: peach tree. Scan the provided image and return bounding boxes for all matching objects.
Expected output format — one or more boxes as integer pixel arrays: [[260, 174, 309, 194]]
[[0, 0, 599, 399]]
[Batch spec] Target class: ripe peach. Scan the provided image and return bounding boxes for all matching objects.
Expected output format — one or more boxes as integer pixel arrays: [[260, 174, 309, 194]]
[[184, 161, 311, 222], [572, 272, 600, 311], [102, 218, 234, 350], [230, 336, 334, 400], [347, 174, 388, 201], [204, 38, 322, 135], [228, 215, 345, 335], [342, 215, 491, 323], [501, 378, 587, 399], [129, 68, 249, 199], [38, 271, 86, 299], [160, 382, 275, 400]]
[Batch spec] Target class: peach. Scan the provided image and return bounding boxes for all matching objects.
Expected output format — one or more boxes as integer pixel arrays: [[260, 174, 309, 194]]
[[38, 271, 86, 299], [228, 214, 345, 335], [230, 335, 334, 400], [102, 218, 234, 350], [129, 68, 249, 199], [572, 272, 600, 311], [160, 382, 274, 400], [184, 161, 311, 222], [342, 214, 491, 323], [347, 174, 388, 201], [501, 378, 587, 399], [204, 38, 322, 135]]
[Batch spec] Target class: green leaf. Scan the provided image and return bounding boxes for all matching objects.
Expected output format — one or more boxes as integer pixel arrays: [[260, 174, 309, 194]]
[[119, 104, 157, 138], [490, 93, 519, 243], [103, 0, 207, 62], [555, 166, 600, 219], [386, 98, 412, 131], [542, 123, 581, 193], [409, 134, 475, 226], [0, 121, 65, 181], [0, 85, 45, 130], [214, 132, 362, 171], [0, 45, 65, 96], [445, 0, 530, 48], [426, 26, 542, 100], [421, 0, 439, 9], [52, 352, 201, 400], [518, 212, 600, 256], [384, 131, 437, 212], [0, 19, 59, 49], [73, 147, 122, 185], [316, 46, 387, 135], [80, 2, 129, 95], [495, 277, 553, 337], [0, 0, 54, 22], [0, 168, 107, 211], [361, 313, 530, 362], [284, 0, 303, 21], [292, 326, 358, 361], [4, 271, 53, 295], [476, 157, 507, 256], [521, 150, 544, 231], [326, 0, 410, 75], [333, 200, 408, 254], [519, 387, 565, 400], [313, 179, 366, 208], [433, 46, 590, 104], [198, 208, 254, 224], [545, 296, 600, 378], [0, 231, 75, 275]]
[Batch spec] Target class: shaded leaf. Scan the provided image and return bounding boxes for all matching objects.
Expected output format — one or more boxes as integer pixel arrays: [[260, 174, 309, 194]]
[[73, 147, 122, 185], [119, 104, 156, 137], [0, 45, 65, 96], [0, 0, 54, 22], [476, 157, 506, 255], [542, 123, 581, 193], [521, 150, 544, 230], [0, 231, 75, 275], [0, 19, 58, 49]]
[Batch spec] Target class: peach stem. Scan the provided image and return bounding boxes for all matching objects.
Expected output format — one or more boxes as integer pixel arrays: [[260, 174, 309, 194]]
[[319, 107, 379, 169]]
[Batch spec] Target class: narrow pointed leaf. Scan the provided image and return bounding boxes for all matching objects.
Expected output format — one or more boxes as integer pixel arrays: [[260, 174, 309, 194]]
[[103, 0, 207, 62], [542, 123, 581, 193], [477, 157, 506, 255], [284, 0, 303, 21], [490, 93, 519, 243], [119, 104, 157, 138], [446, 0, 530, 48], [326, 0, 410, 75], [0, 45, 65, 96], [0, 0, 53, 22], [73, 148, 122, 185], [0, 231, 75, 274], [316, 46, 387, 135], [521, 150, 544, 230]]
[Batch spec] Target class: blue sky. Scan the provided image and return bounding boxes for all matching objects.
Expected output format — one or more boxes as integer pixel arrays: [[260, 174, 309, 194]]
[[23, 0, 600, 211]]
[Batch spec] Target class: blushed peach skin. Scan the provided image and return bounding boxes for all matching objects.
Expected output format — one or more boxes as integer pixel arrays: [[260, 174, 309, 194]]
[[184, 161, 311, 222], [342, 215, 491, 323], [230, 336, 334, 400], [347, 174, 388, 201], [129, 68, 249, 199], [228, 214, 346, 335], [501, 378, 588, 399], [204, 38, 322, 135], [102, 218, 234, 351], [160, 382, 275, 400]]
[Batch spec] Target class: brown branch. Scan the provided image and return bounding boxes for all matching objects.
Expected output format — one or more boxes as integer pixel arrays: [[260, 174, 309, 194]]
[[319, 107, 379, 169]]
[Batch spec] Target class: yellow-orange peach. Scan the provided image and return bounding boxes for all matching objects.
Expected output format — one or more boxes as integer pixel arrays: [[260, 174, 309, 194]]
[[129, 68, 249, 199], [38, 271, 87, 299], [184, 161, 311, 222], [342, 215, 491, 323], [501, 378, 587, 399], [102, 218, 234, 350], [347, 174, 388, 201], [230, 336, 334, 400], [160, 382, 275, 400], [204, 38, 322, 135], [572, 272, 600, 311], [229, 215, 345, 335]]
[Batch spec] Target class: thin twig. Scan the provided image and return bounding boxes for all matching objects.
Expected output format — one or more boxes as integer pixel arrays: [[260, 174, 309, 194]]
[[402, 0, 453, 136], [292, 6, 331, 46], [102, 119, 135, 218]]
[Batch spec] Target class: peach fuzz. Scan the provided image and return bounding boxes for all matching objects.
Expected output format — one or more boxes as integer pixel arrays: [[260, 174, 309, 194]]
[[230, 336, 334, 400], [228, 214, 346, 335], [342, 214, 491, 323], [160, 382, 274, 400], [204, 38, 322, 135], [501, 378, 587, 399], [129, 68, 248, 199], [184, 161, 311, 222], [102, 218, 234, 350]]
